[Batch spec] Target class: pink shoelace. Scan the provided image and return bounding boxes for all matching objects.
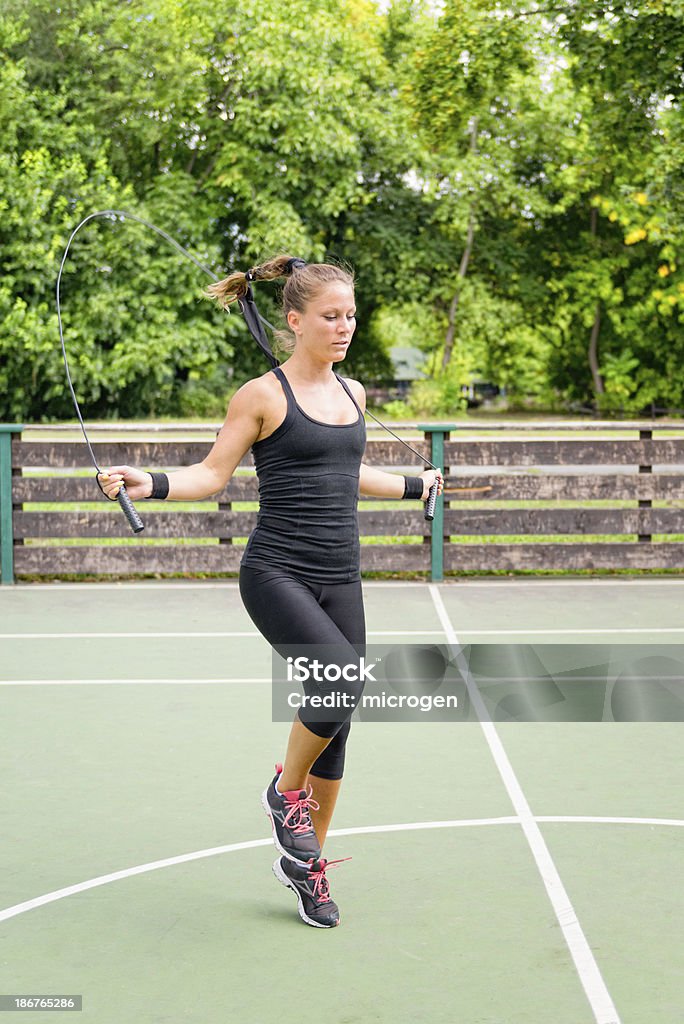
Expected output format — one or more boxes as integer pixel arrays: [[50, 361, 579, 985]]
[[307, 857, 351, 903], [282, 786, 320, 835]]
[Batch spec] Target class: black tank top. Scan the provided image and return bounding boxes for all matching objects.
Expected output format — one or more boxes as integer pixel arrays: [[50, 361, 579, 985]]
[[241, 366, 367, 584]]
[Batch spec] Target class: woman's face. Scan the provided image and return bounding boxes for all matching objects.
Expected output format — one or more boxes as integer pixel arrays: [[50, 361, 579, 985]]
[[287, 282, 356, 363]]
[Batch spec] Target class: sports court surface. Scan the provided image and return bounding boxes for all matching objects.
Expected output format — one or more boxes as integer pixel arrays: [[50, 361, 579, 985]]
[[2, 577, 683, 1024]]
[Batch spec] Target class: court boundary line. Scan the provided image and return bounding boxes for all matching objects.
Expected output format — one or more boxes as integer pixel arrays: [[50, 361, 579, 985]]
[[3, 626, 684, 639], [0, 630, 446, 640], [1, 815, 681, 926], [429, 585, 621, 1024], [0, 679, 273, 685], [7, 578, 684, 592], [3, 673, 684, 689]]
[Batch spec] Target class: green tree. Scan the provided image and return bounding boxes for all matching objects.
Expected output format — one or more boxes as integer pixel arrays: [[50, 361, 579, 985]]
[[547, 0, 684, 411], [0, 0, 407, 419], [401, 0, 684, 414], [2, 0, 683, 421]]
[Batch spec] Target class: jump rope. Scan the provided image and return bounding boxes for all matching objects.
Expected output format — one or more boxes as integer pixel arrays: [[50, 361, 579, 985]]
[[56, 210, 441, 534]]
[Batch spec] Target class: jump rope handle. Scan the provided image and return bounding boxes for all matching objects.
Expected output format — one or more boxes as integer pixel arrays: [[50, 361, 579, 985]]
[[424, 480, 439, 522], [117, 485, 145, 534]]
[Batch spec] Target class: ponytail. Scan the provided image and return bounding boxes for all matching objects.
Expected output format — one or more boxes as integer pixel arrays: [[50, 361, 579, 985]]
[[204, 254, 301, 309], [205, 253, 354, 356]]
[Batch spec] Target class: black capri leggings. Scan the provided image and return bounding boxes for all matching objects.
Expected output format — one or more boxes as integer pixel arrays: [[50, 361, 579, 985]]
[[239, 565, 367, 780]]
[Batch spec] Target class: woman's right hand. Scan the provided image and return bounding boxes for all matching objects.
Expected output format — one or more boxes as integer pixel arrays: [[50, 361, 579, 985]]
[[97, 465, 153, 501]]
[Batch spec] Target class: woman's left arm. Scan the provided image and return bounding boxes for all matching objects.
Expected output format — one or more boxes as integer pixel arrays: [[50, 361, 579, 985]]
[[359, 463, 443, 500], [345, 378, 444, 500]]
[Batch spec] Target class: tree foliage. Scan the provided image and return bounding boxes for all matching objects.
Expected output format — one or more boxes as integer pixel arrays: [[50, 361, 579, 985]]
[[1, 0, 683, 420]]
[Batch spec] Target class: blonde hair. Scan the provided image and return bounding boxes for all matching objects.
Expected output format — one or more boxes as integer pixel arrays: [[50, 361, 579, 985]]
[[205, 254, 355, 354]]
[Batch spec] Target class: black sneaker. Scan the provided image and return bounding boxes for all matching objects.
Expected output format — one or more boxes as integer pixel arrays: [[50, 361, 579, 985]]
[[261, 762, 321, 863], [273, 855, 348, 928]]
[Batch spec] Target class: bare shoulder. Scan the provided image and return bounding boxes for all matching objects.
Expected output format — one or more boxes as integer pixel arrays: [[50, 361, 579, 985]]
[[209, 373, 277, 466], [224, 370, 288, 443], [228, 372, 279, 414], [341, 376, 366, 411]]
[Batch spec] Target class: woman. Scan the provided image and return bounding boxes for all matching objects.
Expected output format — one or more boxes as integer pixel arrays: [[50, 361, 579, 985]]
[[98, 255, 443, 928]]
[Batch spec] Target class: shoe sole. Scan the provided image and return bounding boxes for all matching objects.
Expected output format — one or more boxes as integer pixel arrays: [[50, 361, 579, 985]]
[[260, 786, 321, 865], [272, 858, 339, 929]]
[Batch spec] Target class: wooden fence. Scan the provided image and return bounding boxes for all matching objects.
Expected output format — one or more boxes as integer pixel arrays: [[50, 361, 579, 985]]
[[1, 421, 684, 582]]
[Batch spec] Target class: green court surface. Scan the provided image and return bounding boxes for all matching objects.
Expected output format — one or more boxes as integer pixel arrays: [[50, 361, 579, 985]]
[[1, 579, 683, 1024]]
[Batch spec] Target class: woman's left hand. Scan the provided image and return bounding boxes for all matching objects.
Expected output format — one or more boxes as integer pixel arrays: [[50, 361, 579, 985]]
[[419, 468, 444, 501]]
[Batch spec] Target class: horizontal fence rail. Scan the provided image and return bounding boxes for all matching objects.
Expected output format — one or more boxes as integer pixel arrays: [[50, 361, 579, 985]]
[[1, 421, 684, 582]]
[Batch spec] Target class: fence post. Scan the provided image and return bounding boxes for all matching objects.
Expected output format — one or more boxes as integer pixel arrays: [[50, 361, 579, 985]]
[[418, 423, 458, 582], [638, 427, 653, 543], [0, 425, 24, 585]]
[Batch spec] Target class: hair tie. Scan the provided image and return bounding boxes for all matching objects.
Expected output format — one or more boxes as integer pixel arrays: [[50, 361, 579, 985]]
[[284, 257, 308, 276], [245, 269, 255, 282]]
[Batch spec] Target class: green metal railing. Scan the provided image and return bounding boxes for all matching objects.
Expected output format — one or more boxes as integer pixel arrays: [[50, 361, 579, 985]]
[[0, 425, 23, 585], [0, 423, 454, 584], [419, 424, 457, 582]]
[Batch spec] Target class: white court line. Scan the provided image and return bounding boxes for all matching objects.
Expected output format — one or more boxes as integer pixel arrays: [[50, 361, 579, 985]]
[[0, 630, 445, 640], [0, 632, 259, 639], [0, 678, 271, 686], [537, 817, 684, 827], [0, 815, 681, 925], [423, 627, 684, 636], [431, 579, 684, 587], [9, 582, 242, 591], [9, 581, 426, 592], [429, 585, 622, 1024], [2, 627, 682, 639], [4, 674, 682, 688], [9, 579, 684, 592]]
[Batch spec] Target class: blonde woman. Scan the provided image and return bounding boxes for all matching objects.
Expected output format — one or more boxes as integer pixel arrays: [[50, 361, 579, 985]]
[[99, 256, 443, 927]]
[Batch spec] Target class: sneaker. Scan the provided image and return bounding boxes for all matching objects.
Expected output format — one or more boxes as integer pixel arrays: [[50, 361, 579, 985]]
[[261, 763, 321, 863], [273, 855, 348, 928]]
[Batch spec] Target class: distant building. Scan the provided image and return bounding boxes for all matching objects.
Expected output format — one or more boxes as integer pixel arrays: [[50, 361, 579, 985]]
[[366, 347, 501, 408], [365, 346, 428, 405], [388, 346, 428, 395], [462, 378, 502, 407]]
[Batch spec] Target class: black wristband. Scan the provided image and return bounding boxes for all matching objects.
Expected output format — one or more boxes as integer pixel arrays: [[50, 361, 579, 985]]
[[147, 472, 170, 500], [402, 476, 424, 500]]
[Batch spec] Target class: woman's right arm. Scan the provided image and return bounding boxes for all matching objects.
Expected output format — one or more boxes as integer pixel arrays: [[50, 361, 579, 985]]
[[98, 379, 267, 502]]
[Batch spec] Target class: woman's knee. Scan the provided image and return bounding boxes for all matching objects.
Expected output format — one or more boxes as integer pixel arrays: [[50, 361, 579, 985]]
[[296, 644, 366, 735], [309, 722, 351, 780]]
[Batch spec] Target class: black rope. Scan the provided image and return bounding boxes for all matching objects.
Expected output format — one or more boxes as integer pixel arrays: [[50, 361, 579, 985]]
[[56, 208, 273, 499], [57, 208, 437, 483], [57, 209, 227, 489], [363, 408, 437, 470]]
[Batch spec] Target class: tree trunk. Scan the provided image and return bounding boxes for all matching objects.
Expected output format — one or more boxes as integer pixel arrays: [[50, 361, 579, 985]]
[[588, 301, 604, 395], [441, 207, 475, 371], [441, 117, 478, 372], [588, 206, 604, 397]]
